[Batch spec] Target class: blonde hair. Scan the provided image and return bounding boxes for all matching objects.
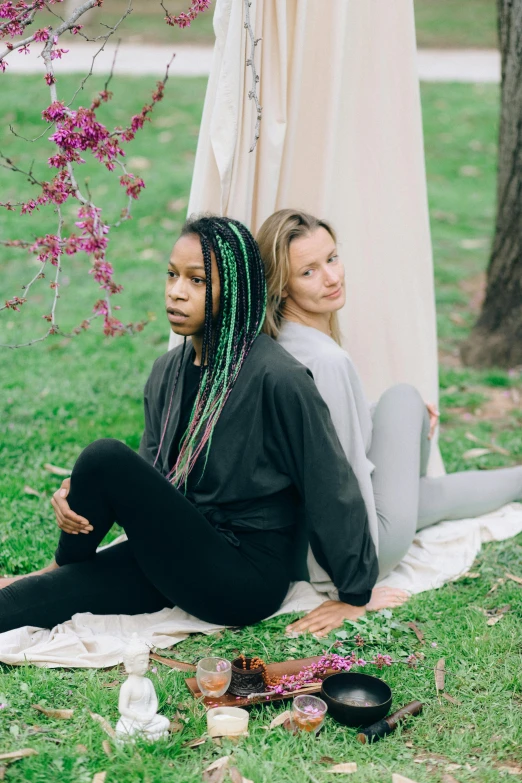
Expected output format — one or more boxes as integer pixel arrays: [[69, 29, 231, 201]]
[[256, 209, 342, 345]]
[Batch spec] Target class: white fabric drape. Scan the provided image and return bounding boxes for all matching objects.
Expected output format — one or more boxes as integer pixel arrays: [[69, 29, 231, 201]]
[[174, 0, 439, 437]]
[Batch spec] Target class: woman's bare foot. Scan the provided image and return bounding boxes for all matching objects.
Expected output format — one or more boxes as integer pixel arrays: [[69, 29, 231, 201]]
[[366, 586, 410, 611], [0, 560, 59, 589]]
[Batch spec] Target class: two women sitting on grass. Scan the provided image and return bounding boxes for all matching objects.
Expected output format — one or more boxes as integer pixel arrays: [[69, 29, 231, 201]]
[[0, 213, 520, 637]]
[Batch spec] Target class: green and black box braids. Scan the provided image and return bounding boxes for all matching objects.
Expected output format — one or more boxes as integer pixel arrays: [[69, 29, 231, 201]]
[[168, 214, 267, 489]]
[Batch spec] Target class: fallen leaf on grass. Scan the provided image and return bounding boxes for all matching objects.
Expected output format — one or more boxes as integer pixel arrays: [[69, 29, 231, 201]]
[[442, 693, 462, 706], [269, 710, 291, 729], [449, 312, 466, 326], [229, 768, 253, 783], [76, 744, 88, 753], [404, 742, 414, 749], [23, 486, 40, 497], [149, 652, 196, 672], [43, 463, 71, 477], [392, 775, 419, 783], [487, 578, 505, 594], [169, 720, 183, 733], [0, 749, 38, 762], [487, 615, 502, 626], [435, 658, 445, 695], [407, 622, 425, 643], [506, 572, 522, 585], [203, 755, 230, 783], [32, 704, 74, 719], [127, 156, 150, 171], [462, 448, 491, 460], [465, 432, 511, 457], [320, 756, 336, 764], [445, 763, 462, 771], [101, 740, 112, 757], [0, 766, 5, 780], [328, 762, 357, 774], [441, 776, 460, 783], [89, 713, 115, 739], [101, 680, 119, 689], [92, 774, 106, 783], [229, 768, 242, 783], [461, 571, 480, 579], [497, 762, 522, 775], [182, 737, 206, 749]]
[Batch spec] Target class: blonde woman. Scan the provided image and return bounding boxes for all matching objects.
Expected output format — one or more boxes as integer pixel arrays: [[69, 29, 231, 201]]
[[257, 209, 522, 637]]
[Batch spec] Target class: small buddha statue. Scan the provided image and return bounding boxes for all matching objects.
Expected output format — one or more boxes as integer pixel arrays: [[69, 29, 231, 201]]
[[115, 635, 170, 742]]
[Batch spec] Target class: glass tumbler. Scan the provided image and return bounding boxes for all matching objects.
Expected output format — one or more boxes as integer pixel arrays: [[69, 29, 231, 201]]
[[291, 694, 328, 733], [196, 657, 232, 698]]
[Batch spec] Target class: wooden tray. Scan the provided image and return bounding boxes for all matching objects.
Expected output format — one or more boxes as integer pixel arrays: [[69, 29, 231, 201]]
[[185, 655, 324, 708]]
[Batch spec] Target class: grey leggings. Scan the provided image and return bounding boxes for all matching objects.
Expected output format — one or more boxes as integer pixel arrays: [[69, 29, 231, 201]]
[[370, 384, 522, 578]]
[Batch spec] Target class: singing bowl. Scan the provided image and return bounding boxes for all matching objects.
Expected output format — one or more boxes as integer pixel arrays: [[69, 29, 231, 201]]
[[320, 672, 392, 727]]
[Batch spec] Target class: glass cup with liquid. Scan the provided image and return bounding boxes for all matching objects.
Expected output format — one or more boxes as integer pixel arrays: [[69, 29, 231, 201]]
[[196, 657, 232, 698], [291, 694, 328, 733]]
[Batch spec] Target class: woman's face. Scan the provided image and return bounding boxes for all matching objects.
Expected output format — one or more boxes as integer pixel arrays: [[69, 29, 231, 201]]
[[165, 234, 221, 337], [284, 227, 345, 316]]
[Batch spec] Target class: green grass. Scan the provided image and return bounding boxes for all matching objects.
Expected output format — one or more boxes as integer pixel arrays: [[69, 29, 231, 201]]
[[414, 0, 497, 49], [0, 76, 521, 781], [42, 0, 498, 48]]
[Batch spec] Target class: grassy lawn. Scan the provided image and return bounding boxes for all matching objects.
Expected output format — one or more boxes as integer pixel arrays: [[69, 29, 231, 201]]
[[46, 0, 499, 49], [0, 74, 521, 781], [414, 0, 497, 49]]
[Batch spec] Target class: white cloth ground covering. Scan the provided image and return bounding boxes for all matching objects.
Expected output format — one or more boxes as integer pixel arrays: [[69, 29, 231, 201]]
[[0, 503, 520, 669]]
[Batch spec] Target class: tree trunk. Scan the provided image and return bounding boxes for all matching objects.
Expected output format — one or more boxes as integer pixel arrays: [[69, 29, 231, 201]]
[[460, 0, 522, 367]]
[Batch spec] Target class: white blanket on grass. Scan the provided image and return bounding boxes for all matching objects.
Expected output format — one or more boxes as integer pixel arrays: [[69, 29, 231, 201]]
[[0, 502, 521, 669]]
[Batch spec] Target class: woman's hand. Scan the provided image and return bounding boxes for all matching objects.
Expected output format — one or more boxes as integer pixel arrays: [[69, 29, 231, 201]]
[[426, 402, 440, 440], [285, 600, 366, 638], [366, 586, 409, 611], [51, 478, 93, 535]]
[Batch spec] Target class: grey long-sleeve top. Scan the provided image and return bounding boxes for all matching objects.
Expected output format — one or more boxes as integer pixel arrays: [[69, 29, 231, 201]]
[[139, 333, 378, 605], [277, 321, 379, 600]]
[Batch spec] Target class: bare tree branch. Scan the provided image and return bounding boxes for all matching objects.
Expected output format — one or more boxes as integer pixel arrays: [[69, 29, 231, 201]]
[[243, 0, 262, 152]]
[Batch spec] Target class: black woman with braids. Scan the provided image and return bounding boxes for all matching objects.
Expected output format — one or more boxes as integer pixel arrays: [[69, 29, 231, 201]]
[[0, 215, 378, 633]]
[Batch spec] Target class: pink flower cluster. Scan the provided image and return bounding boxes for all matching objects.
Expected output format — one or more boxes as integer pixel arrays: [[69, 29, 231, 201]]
[[0, 1, 46, 40], [268, 651, 393, 696], [46, 99, 125, 171], [119, 173, 145, 199], [4, 295, 27, 311], [119, 81, 165, 143], [0, 1, 175, 340], [164, 0, 212, 29]]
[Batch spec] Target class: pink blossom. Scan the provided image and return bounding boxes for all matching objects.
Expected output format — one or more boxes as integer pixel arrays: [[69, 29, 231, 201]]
[[164, 0, 211, 28], [4, 296, 27, 311], [119, 174, 145, 199], [44, 72, 56, 85], [18, 44, 30, 54], [372, 653, 393, 670], [42, 101, 68, 123], [34, 27, 50, 42], [50, 47, 69, 60], [0, 59, 8, 72]]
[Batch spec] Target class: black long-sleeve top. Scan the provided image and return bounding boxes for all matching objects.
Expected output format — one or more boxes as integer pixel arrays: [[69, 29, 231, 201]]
[[139, 334, 378, 605]]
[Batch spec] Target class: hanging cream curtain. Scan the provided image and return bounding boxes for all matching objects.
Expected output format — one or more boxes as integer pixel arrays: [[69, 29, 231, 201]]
[[172, 0, 441, 468]]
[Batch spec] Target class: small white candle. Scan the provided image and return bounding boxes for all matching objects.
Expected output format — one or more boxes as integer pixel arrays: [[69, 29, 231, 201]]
[[207, 707, 249, 737]]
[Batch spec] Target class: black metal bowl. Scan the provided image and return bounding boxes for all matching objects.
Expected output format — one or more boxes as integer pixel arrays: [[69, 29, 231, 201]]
[[320, 672, 392, 727]]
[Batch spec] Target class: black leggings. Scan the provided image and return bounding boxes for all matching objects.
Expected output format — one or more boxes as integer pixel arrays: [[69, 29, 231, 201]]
[[0, 439, 293, 633]]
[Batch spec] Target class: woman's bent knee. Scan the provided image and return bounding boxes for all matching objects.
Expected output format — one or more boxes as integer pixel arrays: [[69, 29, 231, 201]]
[[74, 438, 133, 476], [380, 383, 423, 407]]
